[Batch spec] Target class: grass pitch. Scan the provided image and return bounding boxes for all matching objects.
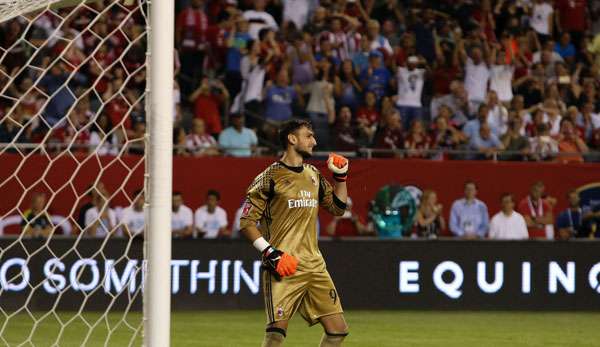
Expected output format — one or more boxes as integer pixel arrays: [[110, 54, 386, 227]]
[[1, 310, 598, 346]]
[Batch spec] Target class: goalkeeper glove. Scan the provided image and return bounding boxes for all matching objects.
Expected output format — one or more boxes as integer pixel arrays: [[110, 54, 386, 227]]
[[254, 237, 298, 280], [327, 153, 349, 182], [262, 246, 298, 280]]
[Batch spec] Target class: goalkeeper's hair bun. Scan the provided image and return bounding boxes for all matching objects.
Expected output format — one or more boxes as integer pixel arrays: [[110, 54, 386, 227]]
[[278, 119, 313, 149]]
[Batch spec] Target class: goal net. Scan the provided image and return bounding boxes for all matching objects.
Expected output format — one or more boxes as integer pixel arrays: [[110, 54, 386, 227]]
[[0, 0, 172, 345]]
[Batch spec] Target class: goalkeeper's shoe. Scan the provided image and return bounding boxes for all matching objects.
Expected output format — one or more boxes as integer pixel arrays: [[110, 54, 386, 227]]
[[262, 246, 298, 280], [327, 153, 349, 182]]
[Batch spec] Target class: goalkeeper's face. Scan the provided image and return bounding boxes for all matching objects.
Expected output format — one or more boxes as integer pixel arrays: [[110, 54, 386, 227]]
[[292, 126, 317, 159]]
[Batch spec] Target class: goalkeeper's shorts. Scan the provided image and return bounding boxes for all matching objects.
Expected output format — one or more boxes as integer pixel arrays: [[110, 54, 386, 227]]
[[262, 269, 343, 326]]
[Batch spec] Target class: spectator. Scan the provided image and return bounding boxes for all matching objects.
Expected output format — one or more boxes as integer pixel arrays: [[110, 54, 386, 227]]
[[218, 113, 257, 157], [394, 55, 427, 130], [555, 0, 588, 49], [173, 126, 189, 157], [458, 34, 491, 113], [365, 19, 393, 56], [194, 189, 229, 239], [84, 188, 118, 238], [282, 0, 311, 30], [555, 190, 585, 240], [334, 59, 362, 112], [21, 192, 53, 238], [225, 17, 251, 100], [518, 181, 554, 239], [489, 48, 515, 104], [554, 32, 576, 64], [529, 123, 559, 161], [469, 123, 504, 160], [89, 112, 120, 156], [463, 104, 490, 141], [38, 61, 78, 126], [413, 190, 445, 239], [332, 106, 368, 152], [529, 0, 554, 43], [243, 0, 278, 40], [326, 197, 369, 237], [186, 118, 219, 156], [50, 106, 91, 154], [500, 116, 530, 161], [306, 59, 336, 149], [127, 122, 146, 155], [430, 115, 463, 160], [264, 69, 303, 123], [373, 110, 403, 157], [175, 0, 209, 97], [430, 80, 470, 125], [485, 90, 509, 136], [232, 39, 267, 122], [404, 120, 431, 158], [121, 189, 145, 238], [190, 77, 229, 137], [450, 181, 490, 239], [356, 91, 380, 129], [359, 50, 391, 102], [489, 193, 529, 240], [171, 191, 193, 238], [556, 118, 589, 163]]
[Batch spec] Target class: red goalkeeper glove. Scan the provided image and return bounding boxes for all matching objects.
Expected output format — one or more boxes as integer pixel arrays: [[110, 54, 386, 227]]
[[262, 246, 298, 280], [327, 153, 349, 182]]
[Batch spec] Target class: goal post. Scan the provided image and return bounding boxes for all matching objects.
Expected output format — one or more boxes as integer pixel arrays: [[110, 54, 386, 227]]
[[145, 0, 173, 346], [0, 0, 173, 345]]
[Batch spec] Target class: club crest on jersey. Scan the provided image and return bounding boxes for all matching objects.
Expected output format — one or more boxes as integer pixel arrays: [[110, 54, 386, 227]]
[[241, 200, 252, 217], [277, 307, 284, 317], [311, 175, 317, 186]]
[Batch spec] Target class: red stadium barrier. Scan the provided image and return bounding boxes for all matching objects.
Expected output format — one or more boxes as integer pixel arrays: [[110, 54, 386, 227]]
[[0, 154, 598, 236]]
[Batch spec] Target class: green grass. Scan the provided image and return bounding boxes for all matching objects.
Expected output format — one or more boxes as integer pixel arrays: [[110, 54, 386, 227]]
[[0, 311, 599, 346]]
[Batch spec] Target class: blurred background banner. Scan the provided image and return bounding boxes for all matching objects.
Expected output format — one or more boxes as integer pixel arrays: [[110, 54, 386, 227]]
[[0, 239, 599, 311]]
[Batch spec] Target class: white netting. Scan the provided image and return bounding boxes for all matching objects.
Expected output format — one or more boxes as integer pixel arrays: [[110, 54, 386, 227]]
[[0, 0, 150, 345]]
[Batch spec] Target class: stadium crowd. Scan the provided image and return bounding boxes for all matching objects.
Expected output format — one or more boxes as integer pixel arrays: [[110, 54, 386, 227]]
[[13, 179, 600, 240], [1, 0, 600, 161]]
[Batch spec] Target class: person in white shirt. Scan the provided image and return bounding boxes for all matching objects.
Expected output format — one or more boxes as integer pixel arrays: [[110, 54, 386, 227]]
[[172, 191, 193, 238], [366, 19, 393, 56], [485, 90, 509, 137], [120, 189, 145, 238], [243, 0, 278, 39], [195, 190, 229, 239], [529, 0, 554, 39], [282, 0, 311, 31], [489, 51, 515, 104], [488, 193, 529, 240], [459, 37, 491, 114], [84, 194, 119, 238], [395, 55, 427, 129]]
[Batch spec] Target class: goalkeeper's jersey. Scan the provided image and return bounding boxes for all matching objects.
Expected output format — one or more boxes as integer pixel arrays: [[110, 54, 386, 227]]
[[239, 161, 346, 272]]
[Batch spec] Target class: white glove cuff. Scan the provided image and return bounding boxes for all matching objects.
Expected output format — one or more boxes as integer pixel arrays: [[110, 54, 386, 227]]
[[253, 236, 271, 253]]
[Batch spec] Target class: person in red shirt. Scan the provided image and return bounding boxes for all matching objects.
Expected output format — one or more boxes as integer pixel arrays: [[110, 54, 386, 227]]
[[189, 77, 230, 137], [373, 110, 404, 157], [325, 197, 369, 237], [555, 0, 588, 49], [404, 120, 431, 158], [356, 91, 380, 127], [175, 0, 210, 96], [518, 181, 554, 239]]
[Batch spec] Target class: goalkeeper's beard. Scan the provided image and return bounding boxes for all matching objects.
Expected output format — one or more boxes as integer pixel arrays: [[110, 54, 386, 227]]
[[296, 148, 312, 159]]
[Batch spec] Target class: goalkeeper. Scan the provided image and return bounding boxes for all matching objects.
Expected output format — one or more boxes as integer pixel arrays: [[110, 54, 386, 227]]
[[240, 119, 349, 347]]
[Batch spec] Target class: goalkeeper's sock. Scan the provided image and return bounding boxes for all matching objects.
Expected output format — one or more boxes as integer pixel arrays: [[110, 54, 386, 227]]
[[262, 327, 286, 347], [319, 331, 348, 346]]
